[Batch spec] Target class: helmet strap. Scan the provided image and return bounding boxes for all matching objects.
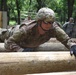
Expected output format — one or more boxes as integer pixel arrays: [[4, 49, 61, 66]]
[[39, 22, 50, 32]]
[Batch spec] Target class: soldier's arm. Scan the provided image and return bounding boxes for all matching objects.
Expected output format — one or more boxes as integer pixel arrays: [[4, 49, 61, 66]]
[[53, 22, 71, 49], [4, 27, 25, 52], [62, 23, 67, 31], [53, 22, 76, 48], [53, 22, 76, 57]]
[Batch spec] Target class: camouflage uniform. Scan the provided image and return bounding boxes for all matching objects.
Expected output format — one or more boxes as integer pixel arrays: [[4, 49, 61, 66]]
[[0, 20, 35, 42], [0, 28, 9, 42], [71, 24, 76, 38], [62, 21, 74, 37], [4, 20, 72, 52], [4, 7, 76, 52], [0, 25, 20, 42]]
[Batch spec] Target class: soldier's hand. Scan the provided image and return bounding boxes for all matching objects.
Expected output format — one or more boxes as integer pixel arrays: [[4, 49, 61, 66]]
[[70, 45, 76, 57]]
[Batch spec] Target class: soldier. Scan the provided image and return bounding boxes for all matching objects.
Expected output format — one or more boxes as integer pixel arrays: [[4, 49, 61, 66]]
[[0, 20, 33, 42], [71, 22, 76, 38], [0, 25, 20, 42], [4, 7, 76, 57], [62, 17, 74, 37]]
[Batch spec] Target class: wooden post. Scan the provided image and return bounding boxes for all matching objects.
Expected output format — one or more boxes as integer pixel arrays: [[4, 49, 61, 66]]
[[0, 42, 68, 52], [0, 11, 7, 28], [36, 42, 68, 51], [0, 11, 2, 27], [0, 52, 76, 75], [2, 11, 7, 28]]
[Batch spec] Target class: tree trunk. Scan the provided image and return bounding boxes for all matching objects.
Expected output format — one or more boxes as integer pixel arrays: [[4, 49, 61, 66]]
[[67, 0, 74, 20], [0, 0, 7, 11], [16, 0, 20, 24], [36, 0, 46, 11]]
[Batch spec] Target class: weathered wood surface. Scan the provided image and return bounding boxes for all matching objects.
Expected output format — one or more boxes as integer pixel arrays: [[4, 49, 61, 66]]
[[0, 11, 2, 28], [36, 42, 68, 51], [0, 52, 76, 75], [2, 38, 76, 52], [0, 42, 68, 52]]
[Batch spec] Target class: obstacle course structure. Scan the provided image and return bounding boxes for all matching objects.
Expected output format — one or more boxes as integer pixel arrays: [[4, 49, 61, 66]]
[[0, 11, 7, 28], [0, 38, 75, 75]]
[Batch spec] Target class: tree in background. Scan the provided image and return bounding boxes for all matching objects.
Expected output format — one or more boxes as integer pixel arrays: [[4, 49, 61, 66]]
[[36, 0, 46, 11], [0, 0, 76, 25], [67, 0, 75, 21], [0, 0, 7, 11], [16, 0, 20, 24]]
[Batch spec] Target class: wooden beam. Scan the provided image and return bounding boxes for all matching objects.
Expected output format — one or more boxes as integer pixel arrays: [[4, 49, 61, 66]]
[[1, 38, 76, 52], [0, 42, 68, 52], [2, 11, 7, 28], [0, 52, 76, 75], [36, 42, 68, 51], [0, 11, 2, 28], [0, 11, 7, 28]]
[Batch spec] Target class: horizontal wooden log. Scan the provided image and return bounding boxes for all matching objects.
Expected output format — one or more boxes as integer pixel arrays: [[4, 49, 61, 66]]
[[26, 71, 76, 75], [0, 38, 76, 52], [36, 38, 76, 51], [36, 42, 68, 51], [0, 52, 76, 75], [0, 42, 68, 52]]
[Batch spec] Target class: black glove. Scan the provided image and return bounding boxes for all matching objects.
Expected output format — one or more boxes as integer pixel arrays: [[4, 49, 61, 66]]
[[70, 45, 76, 57], [23, 48, 34, 52]]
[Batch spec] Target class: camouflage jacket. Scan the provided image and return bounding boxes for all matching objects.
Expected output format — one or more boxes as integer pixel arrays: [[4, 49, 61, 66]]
[[5, 20, 73, 52], [62, 22, 74, 37], [0, 25, 20, 42]]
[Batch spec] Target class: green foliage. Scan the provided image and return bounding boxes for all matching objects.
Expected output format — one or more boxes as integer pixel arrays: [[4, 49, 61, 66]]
[[1, 0, 76, 25], [9, 21, 16, 26]]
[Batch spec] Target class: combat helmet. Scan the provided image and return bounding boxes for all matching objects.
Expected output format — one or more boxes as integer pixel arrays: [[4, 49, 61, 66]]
[[36, 7, 55, 23]]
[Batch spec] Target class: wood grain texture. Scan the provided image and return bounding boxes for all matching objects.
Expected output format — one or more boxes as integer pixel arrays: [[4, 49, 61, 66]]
[[0, 52, 75, 75]]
